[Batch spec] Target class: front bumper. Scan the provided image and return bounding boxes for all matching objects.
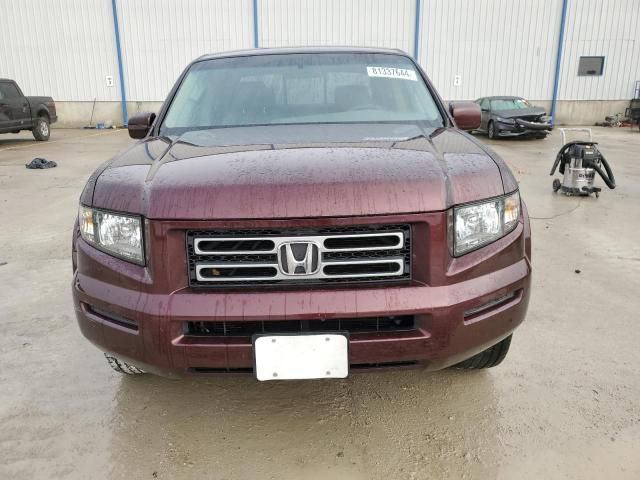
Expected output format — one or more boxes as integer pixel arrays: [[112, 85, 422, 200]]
[[495, 119, 551, 137], [72, 211, 532, 377]]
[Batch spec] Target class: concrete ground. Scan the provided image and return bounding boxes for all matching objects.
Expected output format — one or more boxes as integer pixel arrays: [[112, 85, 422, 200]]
[[0, 127, 639, 480]]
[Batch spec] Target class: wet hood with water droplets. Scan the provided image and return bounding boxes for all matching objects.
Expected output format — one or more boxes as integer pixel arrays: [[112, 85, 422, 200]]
[[87, 124, 517, 220]]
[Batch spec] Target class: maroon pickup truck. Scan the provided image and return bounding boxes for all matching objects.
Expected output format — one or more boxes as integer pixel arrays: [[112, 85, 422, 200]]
[[72, 47, 531, 380]]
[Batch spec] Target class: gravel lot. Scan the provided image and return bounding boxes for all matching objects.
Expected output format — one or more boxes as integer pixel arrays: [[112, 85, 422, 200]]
[[1, 127, 639, 480]]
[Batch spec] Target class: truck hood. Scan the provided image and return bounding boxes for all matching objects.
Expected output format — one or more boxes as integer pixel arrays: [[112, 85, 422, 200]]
[[90, 124, 516, 220]]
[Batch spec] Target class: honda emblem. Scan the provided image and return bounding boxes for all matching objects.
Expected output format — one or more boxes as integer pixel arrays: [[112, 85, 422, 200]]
[[277, 242, 320, 276]]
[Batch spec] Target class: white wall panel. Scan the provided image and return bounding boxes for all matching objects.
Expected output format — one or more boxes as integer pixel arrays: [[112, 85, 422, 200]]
[[558, 0, 640, 100], [3, 0, 639, 106], [116, 0, 254, 102], [0, 0, 119, 101], [259, 0, 416, 54], [419, 0, 563, 101]]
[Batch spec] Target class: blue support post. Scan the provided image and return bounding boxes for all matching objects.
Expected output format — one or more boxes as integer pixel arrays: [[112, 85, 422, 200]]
[[550, 0, 569, 126], [253, 0, 259, 48], [111, 0, 128, 126], [413, 0, 421, 60]]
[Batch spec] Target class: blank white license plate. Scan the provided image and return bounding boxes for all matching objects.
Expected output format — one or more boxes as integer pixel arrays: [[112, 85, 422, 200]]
[[254, 334, 349, 381]]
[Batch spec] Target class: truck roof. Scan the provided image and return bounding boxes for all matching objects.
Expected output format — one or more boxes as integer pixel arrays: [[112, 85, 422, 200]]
[[195, 46, 408, 62]]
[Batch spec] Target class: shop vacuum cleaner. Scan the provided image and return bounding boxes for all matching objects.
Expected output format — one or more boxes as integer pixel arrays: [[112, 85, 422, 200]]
[[550, 128, 616, 198]]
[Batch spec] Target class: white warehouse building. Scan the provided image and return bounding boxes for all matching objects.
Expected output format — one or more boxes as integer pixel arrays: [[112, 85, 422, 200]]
[[2, 0, 639, 126]]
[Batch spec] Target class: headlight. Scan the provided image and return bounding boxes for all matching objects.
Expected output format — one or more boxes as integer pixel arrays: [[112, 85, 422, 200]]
[[78, 205, 144, 264], [450, 191, 520, 256], [540, 115, 551, 123], [495, 116, 515, 125]]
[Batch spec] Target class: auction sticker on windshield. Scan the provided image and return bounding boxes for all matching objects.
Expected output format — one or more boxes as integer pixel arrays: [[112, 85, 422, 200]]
[[367, 66, 418, 81]]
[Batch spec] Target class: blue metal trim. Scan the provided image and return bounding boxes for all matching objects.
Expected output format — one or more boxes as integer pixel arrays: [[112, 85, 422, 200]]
[[252, 0, 259, 48], [550, 0, 569, 126], [413, 0, 421, 60], [111, 0, 128, 126]]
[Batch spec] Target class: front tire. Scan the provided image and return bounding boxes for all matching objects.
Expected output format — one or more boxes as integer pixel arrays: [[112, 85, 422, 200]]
[[104, 353, 146, 375], [32, 116, 50, 141], [454, 335, 512, 369], [488, 120, 497, 139]]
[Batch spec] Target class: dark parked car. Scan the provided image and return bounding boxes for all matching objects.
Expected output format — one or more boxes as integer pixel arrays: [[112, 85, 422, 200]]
[[0, 79, 57, 141], [475, 96, 551, 139], [72, 47, 531, 380]]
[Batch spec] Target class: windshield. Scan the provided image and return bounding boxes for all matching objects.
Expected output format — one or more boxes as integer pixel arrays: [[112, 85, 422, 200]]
[[491, 98, 532, 111], [160, 53, 444, 135]]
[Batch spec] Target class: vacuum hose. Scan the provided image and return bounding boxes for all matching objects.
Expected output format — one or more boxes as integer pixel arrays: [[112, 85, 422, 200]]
[[549, 146, 566, 176], [593, 153, 616, 189]]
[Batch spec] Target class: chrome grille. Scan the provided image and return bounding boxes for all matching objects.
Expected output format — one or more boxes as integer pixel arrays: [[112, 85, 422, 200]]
[[187, 225, 411, 287]]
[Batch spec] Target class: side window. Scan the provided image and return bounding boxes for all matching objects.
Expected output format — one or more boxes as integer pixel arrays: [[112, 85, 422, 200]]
[[0, 82, 21, 99], [478, 98, 488, 110]]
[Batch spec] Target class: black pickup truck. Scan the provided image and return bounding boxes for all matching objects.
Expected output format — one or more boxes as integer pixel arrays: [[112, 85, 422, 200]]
[[0, 79, 57, 141]]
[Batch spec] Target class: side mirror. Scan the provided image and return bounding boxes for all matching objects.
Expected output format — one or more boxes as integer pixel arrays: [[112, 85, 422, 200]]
[[128, 112, 156, 139], [449, 102, 481, 130]]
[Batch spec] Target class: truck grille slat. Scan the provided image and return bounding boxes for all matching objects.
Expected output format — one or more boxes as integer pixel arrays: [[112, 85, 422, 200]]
[[187, 225, 411, 288]]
